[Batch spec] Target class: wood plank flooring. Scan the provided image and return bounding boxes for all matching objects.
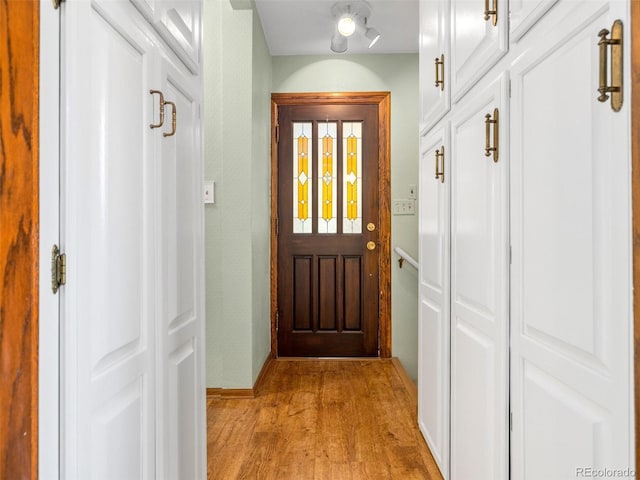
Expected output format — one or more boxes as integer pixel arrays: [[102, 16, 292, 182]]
[[207, 359, 443, 479]]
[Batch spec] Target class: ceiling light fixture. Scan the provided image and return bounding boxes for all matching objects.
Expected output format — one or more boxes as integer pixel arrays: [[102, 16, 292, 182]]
[[365, 26, 381, 48], [330, 1, 381, 53]]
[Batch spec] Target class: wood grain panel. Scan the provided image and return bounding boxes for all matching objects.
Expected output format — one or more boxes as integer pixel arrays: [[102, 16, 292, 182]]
[[293, 256, 312, 331], [318, 256, 337, 331], [271, 101, 279, 356], [632, 0, 640, 472], [0, 2, 39, 479], [343, 256, 362, 331], [377, 94, 391, 357]]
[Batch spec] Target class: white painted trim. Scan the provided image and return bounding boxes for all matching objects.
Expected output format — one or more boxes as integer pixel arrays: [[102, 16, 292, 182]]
[[38, 1, 60, 479]]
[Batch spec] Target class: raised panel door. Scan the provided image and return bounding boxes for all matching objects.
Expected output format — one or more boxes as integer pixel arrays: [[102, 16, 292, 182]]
[[157, 56, 206, 480], [509, 0, 558, 43], [61, 2, 158, 478], [418, 122, 450, 479], [449, 72, 509, 480], [509, 1, 633, 478], [419, 0, 450, 133], [450, 0, 508, 103], [131, 0, 202, 73]]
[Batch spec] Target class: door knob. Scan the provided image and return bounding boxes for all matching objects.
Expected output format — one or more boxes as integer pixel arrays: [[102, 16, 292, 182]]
[[367, 241, 376, 251]]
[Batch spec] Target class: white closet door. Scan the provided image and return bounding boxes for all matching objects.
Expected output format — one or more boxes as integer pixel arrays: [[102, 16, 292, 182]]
[[450, 0, 508, 103], [449, 73, 509, 480], [61, 2, 158, 478], [156, 56, 206, 480], [418, 123, 451, 479], [509, 0, 558, 43], [419, 0, 450, 132], [130, 0, 202, 73], [510, 1, 633, 478]]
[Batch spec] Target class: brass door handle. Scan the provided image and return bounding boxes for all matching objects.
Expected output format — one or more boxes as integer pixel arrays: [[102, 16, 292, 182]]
[[149, 90, 165, 129], [484, 108, 499, 163], [435, 146, 445, 183], [484, 0, 497, 26], [597, 20, 623, 112], [163, 100, 177, 137], [435, 54, 444, 91], [367, 241, 376, 251]]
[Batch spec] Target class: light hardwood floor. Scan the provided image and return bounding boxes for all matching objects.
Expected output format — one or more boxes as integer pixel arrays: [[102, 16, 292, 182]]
[[207, 358, 443, 479]]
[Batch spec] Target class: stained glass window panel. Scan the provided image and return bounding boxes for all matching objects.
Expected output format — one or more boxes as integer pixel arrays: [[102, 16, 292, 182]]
[[318, 122, 337, 234], [343, 122, 362, 233], [293, 122, 312, 234]]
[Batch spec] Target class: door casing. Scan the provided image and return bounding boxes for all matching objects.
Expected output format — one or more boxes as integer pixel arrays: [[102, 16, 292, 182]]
[[270, 92, 391, 358]]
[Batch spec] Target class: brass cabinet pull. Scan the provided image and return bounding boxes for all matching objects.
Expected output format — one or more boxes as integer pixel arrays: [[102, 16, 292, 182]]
[[163, 100, 177, 137], [435, 54, 445, 91], [149, 90, 165, 129], [484, 0, 497, 26], [435, 146, 445, 183], [484, 108, 499, 162], [597, 20, 623, 112]]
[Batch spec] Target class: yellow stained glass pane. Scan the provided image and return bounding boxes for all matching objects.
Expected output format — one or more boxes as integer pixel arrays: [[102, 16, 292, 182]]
[[318, 122, 337, 233], [343, 122, 362, 233], [293, 123, 312, 233]]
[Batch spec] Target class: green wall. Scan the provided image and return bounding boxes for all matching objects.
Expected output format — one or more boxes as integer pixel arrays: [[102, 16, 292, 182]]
[[272, 55, 420, 380], [203, 0, 272, 388], [204, 1, 420, 388]]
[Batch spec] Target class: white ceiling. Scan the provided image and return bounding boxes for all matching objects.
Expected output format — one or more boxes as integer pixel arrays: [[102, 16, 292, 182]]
[[254, 0, 419, 56]]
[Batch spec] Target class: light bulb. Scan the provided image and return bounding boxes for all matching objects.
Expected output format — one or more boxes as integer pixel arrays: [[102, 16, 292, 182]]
[[337, 16, 356, 36]]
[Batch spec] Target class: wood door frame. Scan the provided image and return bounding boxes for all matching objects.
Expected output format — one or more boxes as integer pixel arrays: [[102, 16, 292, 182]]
[[270, 92, 392, 358], [0, 2, 40, 479], [633, 0, 640, 471]]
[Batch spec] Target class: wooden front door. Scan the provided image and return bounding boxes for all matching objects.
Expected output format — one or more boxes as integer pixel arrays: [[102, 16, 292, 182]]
[[277, 103, 381, 357]]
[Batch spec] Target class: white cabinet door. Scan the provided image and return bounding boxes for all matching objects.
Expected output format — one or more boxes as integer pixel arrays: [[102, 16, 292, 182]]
[[131, 0, 202, 73], [156, 55, 206, 480], [449, 73, 509, 480], [418, 123, 451, 479], [61, 2, 158, 478], [450, 0, 508, 103], [509, 0, 558, 43], [419, 0, 450, 133], [510, 2, 632, 478]]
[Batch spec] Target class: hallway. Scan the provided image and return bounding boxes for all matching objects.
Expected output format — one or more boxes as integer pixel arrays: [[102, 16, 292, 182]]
[[207, 359, 441, 479]]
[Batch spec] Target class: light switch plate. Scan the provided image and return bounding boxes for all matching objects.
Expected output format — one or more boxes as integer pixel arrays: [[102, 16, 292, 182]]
[[204, 181, 215, 204], [392, 199, 415, 215], [408, 184, 417, 199]]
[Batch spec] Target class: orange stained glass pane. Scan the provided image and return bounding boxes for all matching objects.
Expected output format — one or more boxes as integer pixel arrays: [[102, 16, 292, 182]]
[[346, 134, 358, 221], [322, 134, 333, 221], [298, 134, 309, 221]]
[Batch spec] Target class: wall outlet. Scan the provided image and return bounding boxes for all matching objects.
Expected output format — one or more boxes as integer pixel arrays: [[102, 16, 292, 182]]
[[392, 199, 415, 215]]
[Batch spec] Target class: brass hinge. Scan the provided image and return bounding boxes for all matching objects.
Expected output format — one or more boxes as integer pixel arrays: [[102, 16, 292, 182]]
[[275, 310, 280, 331], [275, 124, 280, 143], [51, 245, 66, 294], [276, 218, 279, 236], [53, 0, 63, 9]]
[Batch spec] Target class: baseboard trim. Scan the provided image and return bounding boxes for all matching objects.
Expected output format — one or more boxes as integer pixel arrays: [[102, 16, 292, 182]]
[[206, 354, 275, 400], [391, 357, 417, 405]]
